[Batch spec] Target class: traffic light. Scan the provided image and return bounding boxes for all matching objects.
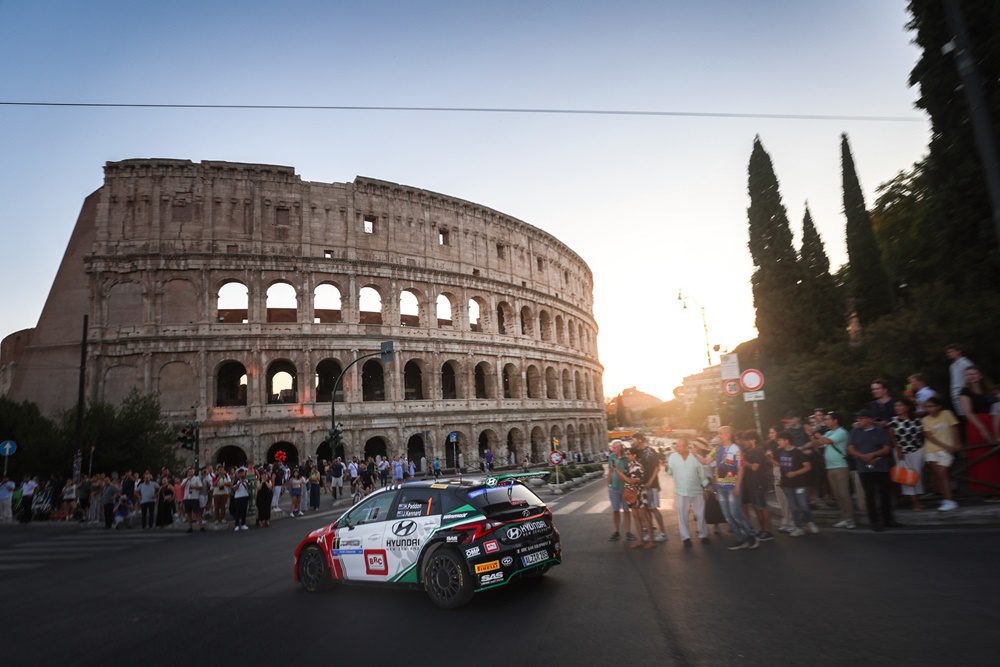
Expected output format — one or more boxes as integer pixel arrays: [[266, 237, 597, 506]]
[[328, 423, 344, 449], [177, 422, 196, 450]]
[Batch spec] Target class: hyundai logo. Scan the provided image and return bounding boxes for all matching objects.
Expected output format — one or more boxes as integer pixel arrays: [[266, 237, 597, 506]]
[[392, 520, 417, 536], [506, 526, 522, 540], [501, 556, 513, 567]]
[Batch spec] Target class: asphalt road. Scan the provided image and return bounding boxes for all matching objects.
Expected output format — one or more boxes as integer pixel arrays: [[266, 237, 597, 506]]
[[3, 475, 999, 666]]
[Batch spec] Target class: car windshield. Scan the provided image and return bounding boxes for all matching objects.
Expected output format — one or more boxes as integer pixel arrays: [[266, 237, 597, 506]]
[[464, 483, 545, 516]]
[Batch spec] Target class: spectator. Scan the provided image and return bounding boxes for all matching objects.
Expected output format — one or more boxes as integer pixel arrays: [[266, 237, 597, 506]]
[[993, 388, 1000, 441], [348, 458, 360, 494], [77, 474, 91, 523], [777, 430, 816, 536], [693, 438, 726, 535], [231, 468, 251, 531], [155, 476, 174, 528], [888, 397, 925, 511], [212, 470, 230, 524], [613, 447, 654, 550], [713, 426, 759, 551], [433, 457, 442, 479], [739, 431, 773, 541], [634, 434, 667, 544], [308, 465, 321, 511], [848, 410, 896, 532], [946, 344, 975, 416], [112, 494, 130, 529], [60, 478, 77, 520], [922, 396, 960, 512], [813, 411, 855, 528], [781, 413, 809, 448], [391, 456, 404, 484], [256, 471, 274, 527], [181, 467, 204, 533], [764, 426, 793, 533], [120, 470, 136, 512], [378, 456, 390, 487], [18, 474, 39, 523], [100, 473, 120, 530], [289, 468, 305, 517], [408, 458, 416, 479], [869, 379, 895, 427], [136, 472, 158, 529], [0, 475, 15, 522], [272, 464, 284, 514], [172, 476, 184, 523], [484, 448, 494, 473], [908, 373, 937, 416], [960, 367, 999, 493], [605, 440, 633, 542], [667, 437, 709, 546], [330, 457, 344, 499]]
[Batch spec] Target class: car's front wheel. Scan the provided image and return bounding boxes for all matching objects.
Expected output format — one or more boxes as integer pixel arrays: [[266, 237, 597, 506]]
[[423, 548, 474, 609], [298, 544, 332, 592]]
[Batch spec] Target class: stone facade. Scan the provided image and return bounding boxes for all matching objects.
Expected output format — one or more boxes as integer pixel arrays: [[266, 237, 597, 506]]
[[1, 159, 605, 469]]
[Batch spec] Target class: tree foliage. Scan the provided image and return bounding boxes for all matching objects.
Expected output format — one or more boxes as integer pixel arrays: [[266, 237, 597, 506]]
[[798, 205, 845, 343]]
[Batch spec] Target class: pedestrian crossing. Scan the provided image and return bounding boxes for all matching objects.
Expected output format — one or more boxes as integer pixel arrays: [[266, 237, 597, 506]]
[[0, 528, 186, 574]]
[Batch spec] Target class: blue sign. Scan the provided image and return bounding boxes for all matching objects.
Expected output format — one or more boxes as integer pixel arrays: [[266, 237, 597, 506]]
[[448, 431, 458, 444], [0, 440, 16, 456]]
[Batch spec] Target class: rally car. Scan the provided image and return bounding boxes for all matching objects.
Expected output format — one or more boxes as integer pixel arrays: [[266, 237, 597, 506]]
[[293, 473, 561, 608]]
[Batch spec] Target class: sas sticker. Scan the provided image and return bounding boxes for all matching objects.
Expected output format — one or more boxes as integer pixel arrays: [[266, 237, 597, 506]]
[[474, 560, 500, 574], [446, 535, 459, 543], [483, 540, 499, 553], [479, 571, 503, 585], [364, 549, 389, 576]]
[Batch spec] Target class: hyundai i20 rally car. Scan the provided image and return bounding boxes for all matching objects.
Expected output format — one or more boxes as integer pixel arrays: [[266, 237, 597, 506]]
[[293, 474, 560, 608]]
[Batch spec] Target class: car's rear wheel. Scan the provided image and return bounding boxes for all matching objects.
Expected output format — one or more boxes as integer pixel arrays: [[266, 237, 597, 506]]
[[423, 548, 474, 609], [298, 544, 332, 592]]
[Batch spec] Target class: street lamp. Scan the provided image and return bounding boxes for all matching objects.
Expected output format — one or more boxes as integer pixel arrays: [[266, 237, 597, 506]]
[[677, 290, 713, 368]]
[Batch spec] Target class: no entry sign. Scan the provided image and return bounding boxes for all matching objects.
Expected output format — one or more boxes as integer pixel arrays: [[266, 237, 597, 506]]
[[740, 369, 765, 392]]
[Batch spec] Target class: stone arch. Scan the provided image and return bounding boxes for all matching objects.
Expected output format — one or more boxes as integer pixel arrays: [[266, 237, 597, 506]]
[[569, 319, 578, 349], [561, 368, 573, 399], [538, 310, 552, 342], [364, 436, 389, 461], [440, 359, 462, 399], [529, 426, 546, 463], [215, 360, 248, 407], [106, 281, 144, 327], [520, 305, 534, 336], [468, 296, 488, 332], [436, 293, 456, 327], [266, 281, 298, 323], [545, 366, 559, 399], [592, 373, 601, 402], [566, 423, 577, 454], [266, 359, 298, 403], [157, 360, 194, 411], [506, 427, 525, 462], [361, 359, 385, 401], [496, 301, 514, 335], [217, 281, 249, 323], [526, 364, 541, 399], [502, 363, 521, 399], [399, 288, 422, 327], [314, 358, 344, 403], [550, 423, 563, 449], [403, 359, 426, 400], [103, 365, 139, 404], [406, 433, 427, 471], [575, 370, 585, 400], [478, 428, 499, 458], [161, 279, 198, 325], [443, 429, 468, 468], [359, 285, 383, 325], [474, 361, 496, 399], [555, 314, 565, 344], [313, 282, 343, 323], [267, 441, 298, 466], [215, 445, 248, 468]]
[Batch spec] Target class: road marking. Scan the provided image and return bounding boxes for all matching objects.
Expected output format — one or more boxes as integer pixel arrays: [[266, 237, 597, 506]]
[[586, 501, 611, 514], [554, 501, 586, 515]]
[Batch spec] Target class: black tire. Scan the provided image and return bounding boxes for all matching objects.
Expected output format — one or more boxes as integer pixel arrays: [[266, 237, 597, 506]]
[[298, 544, 332, 592], [423, 548, 474, 609]]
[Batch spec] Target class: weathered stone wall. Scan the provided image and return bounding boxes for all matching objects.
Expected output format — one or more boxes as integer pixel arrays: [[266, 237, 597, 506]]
[[2, 159, 605, 468]]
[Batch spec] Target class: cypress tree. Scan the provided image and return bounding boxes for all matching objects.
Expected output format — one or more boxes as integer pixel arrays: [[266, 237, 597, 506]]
[[799, 204, 844, 341], [841, 133, 893, 325], [747, 136, 804, 358]]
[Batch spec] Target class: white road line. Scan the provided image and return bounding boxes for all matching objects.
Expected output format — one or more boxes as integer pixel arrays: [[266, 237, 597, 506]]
[[586, 501, 611, 514], [553, 501, 586, 515]]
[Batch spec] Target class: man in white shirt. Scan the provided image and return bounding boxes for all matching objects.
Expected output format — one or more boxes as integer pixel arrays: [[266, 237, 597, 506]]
[[667, 438, 710, 546], [0, 475, 16, 522], [181, 467, 204, 533], [348, 458, 360, 495], [19, 475, 39, 523], [946, 344, 974, 416], [908, 373, 937, 416]]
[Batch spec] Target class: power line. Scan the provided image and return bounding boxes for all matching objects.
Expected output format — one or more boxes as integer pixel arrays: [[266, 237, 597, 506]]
[[0, 101, 924, 123]]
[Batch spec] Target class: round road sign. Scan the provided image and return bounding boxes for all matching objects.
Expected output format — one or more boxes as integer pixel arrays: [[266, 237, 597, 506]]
[[740, 369, 765, 392], [1, 440, 17, 456], [722, 379, 741, 397], [548, 450, 563, 465]]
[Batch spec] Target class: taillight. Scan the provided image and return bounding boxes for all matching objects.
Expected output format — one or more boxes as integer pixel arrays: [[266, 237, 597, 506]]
[[450, 520, 503, 543]]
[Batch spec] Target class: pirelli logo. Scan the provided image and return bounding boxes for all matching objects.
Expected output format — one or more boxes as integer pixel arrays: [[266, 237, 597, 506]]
[[474, 560, 500, 574]]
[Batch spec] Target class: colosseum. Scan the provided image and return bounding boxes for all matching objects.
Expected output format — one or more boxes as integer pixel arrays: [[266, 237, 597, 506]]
[[1, 158, 605, 470]]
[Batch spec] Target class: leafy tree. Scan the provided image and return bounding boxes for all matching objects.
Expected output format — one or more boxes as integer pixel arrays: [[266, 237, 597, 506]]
[[0, 397, 64, 478], [614, 393, 628, 427], [842, 133, 894, 325], [747, 137, 806, 359], [870, 163, 932, 299], [799, 204, 845, 342]]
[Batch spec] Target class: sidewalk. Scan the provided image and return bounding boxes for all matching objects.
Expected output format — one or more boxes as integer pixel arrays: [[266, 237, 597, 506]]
[[768, 494, 1000, 528]]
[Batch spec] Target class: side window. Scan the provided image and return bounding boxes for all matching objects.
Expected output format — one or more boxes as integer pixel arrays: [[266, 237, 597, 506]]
[[440, 490, 471, 514], [346, 491, 397, 526], [393, 489, 441, 519]]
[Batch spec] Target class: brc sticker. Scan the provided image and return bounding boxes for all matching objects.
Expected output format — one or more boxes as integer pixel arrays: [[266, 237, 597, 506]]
[[474, 560, 500, 574], [364, 549, 389, 576], [521, 550, 548, 567], [465, 546, 481, 558], [479, 572, 504, 585], [483, 540, 500, 553]]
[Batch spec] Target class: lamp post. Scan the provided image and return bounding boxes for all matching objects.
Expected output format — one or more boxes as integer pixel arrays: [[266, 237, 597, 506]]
[[677, 291, 713, 368]]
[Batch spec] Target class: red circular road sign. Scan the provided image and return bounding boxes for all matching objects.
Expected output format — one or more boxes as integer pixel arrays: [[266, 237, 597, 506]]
[[740, 369, 765, 392], [722, 379, 741, 396], [548, 450, 564, 465]]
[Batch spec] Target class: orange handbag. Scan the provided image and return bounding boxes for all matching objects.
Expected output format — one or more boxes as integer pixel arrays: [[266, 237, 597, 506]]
[[890, 459, 919, 487]]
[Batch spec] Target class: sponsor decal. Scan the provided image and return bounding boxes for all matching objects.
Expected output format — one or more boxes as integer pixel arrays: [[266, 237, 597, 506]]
[[446, 535, 459, 543], [364, 549, 389, 576], [464, 546, 481, 558], [483, 540, 500, 553], [516, 539, 552, 555], [396, 502, 425, 519], [501, 556, 513, 567], [386, 537, 421, 550], [521, 550, 548, 567], [330, 549, 364, 556], [442, 512, 469, 521], [479, 571, 504, 585], [430, 484, 449, 489], [485, 477, 498, 486], [506, 526, 522, 540], [506, 520, 548, 541], [392, 520, 417, 537], [474, 560, 500, 574], [341, 539, 361, 547]]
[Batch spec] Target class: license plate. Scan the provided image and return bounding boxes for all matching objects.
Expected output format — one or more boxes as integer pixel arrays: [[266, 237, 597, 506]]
[[521, 550, 548, 566]]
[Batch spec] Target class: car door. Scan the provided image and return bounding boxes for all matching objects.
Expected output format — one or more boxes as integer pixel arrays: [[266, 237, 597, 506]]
[[384, 488, 442, 582], [336, 490, 398, 582]]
